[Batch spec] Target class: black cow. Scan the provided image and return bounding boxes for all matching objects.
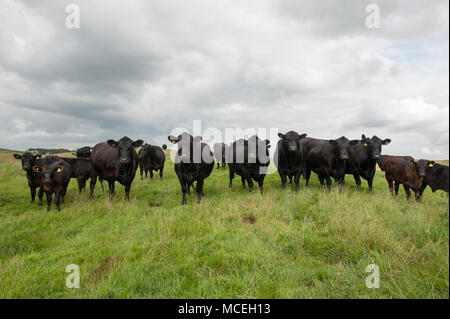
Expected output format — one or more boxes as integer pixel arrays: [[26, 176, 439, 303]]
[[302, 136, 358, 192], [274, 131, 307, 190], [213, 142, 229, 169], [13, 152, 43, 205], [227, 135, 271, 193], [168, 133, 214, 205], [345, 135, 391, 193], [90, 136, 143, 200], [59, 157, 94, 193], [138, 143, 166, 180], [74, 146, 92, 159], [33, 157, 72, 211], [416, 160, 449, 196]]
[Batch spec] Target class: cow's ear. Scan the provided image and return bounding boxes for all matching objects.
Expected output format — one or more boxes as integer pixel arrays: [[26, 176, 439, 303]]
[[382, 139, 391, 145], [132, 139, 144, 148], [13, 154, 22, 159], [349, 140, 359, 145], [329, 140, 337, 146], [409, 160, 416, 166], [278, 133, 285, 139], [107, 139, 118, 148], [34, 155, 41, 160], [298, 133, 307, 140], [32, 165, 40, 172], [361, 134, 367, 141], [428, 161, 435, 168]]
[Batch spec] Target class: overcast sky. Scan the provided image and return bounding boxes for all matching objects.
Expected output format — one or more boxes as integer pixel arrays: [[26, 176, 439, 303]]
[[0, 0, 448, 159]]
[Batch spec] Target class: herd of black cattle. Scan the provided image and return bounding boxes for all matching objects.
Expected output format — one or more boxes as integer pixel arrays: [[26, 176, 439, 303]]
[[12, 131, 449, 210]]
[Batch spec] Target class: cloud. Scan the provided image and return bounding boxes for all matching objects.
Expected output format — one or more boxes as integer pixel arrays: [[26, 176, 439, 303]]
[[0, 0, 448, 159]]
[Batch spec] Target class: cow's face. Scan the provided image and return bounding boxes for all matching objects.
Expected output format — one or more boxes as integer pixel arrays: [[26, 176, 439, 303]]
[[361, 135, 391, 159], [278, 131, 307, 153], [329, 137, 358, 160], [13, 153, 41, 171], [33, 160, 65, 185], [414, 159, 435, 177], [108, 136, 143, 164]]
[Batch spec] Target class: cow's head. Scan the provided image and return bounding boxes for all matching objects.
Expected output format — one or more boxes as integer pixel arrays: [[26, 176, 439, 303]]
[[278, 131, 307, 153], [13, 152, 41, 171], [413, 159, 436, 177], [33, 160, 66, 186], [329, 136, 358, 160], [168, 132, 200, 162], [361, 135, 391, 160], [107, 136, 143, 164]]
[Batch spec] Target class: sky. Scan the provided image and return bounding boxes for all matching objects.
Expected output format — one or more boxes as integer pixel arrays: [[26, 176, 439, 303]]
[[0, 0, 448, 159]]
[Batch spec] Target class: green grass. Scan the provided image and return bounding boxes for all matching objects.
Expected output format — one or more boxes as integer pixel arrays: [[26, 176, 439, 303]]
[[0, 149, 448, 298]]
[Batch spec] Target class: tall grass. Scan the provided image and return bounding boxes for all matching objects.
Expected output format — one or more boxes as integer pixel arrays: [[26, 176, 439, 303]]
[[0, 149, 448, 298]]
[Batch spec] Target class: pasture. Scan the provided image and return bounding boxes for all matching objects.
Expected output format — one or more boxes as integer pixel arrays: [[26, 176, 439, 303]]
[[0, 149, 448, 298]]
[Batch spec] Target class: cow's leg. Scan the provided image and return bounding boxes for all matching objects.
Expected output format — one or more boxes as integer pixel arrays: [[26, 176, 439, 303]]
[[222, 162, 226, 168], [258, 176, 265, 194], [414, 189, 421, 202], [403, 185, 411, 200], [181, 181, 187, 205], [418, 184, 426, 202], [279, 170, 287, 189], [159, 167, 164, 180], [229, 169, 234, 188], [289, 176, 293, 184], [30, 184, 36, 203], [125, 184, 131, 201], [367, 176, 374, 194], [150, 169, 154, 180], [318, 175, 325, 187], [55, 191, 61, 211], [77, 176, 83, 194], [139, 164, 143, 180], [394, 182, 400, 197], [294, 172, 301, 192], [196, 179, 204, 203], [338, 176, 344, 193], [37, 186, 43, 206], [241, 176, 246, 189], [89, 174, 97, 199], [303, 168, 311, 187], [217, 162, 219, 169], [247, 176, 254, 193], [325, 176, 332, 192], [108, 181, 116, 199], [353, 174, 361, 192], [46, 192, 52, 211]]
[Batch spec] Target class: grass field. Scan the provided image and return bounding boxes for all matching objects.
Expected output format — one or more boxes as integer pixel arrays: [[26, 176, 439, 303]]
[[0, 149, 448, 298]]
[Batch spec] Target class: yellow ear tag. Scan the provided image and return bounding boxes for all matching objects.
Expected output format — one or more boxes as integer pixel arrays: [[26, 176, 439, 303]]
[[428, 163, 434, 167], [363, 143, 368, 147], [57, 167, 62, 172]]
